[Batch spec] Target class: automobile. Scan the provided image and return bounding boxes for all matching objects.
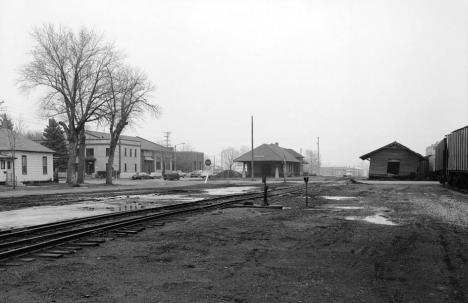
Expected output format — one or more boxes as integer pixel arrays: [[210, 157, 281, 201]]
[[149, 171, 162, 179], [131, 172, 149, 180], [176, 170, 186, 178], [190, 170, 202, 177], [163, 170, 180, 180], [200, 170, 214, 178]]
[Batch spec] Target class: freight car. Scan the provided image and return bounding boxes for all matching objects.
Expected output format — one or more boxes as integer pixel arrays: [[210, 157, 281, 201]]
[[435, 125, 468, 188]]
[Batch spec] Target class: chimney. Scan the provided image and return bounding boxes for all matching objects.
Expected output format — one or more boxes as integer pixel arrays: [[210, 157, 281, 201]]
[[49, 119, 55, 127], [275, 142, 279, 146]]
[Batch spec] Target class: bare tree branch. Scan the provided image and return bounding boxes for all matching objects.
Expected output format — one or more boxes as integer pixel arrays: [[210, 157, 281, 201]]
[[17, 24, 124, 185]]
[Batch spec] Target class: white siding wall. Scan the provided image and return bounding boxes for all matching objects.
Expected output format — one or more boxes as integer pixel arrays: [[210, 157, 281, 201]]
[[14, 152, 54, 183]]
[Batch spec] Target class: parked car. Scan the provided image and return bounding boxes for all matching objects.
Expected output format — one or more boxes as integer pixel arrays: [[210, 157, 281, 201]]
[[131, 172, 149, 180], [149, 171, 162, 179], [190, 170, 202, 177], [163, 170, 180, 180], [176, 170, 186, 178], [200, 170, 213, 178]]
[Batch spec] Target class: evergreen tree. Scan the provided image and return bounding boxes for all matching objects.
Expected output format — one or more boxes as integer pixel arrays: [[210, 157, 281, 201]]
[[42, 119, 69, 171], [0, 113, 14, 130]]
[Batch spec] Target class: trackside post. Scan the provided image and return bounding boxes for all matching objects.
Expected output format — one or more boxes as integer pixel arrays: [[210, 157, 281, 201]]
[[304, 177, 309, 207]]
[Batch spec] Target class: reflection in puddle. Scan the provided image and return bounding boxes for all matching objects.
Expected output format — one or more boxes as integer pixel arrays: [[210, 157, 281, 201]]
[[321, 196, 356, 200], [329, 206, 365, 210], [346, 214, 397, 226]]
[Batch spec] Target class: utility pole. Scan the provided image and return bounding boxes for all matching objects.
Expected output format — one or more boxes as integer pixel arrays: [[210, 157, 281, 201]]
[[251, 116, 254, 180], [164, 132, 171, 148], [317, 137, 320, 176], [163, 132, 171, 171]]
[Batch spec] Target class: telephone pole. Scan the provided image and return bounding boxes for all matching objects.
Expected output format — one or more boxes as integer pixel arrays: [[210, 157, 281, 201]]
[[164, 132, 171, 148], [317, 137, 320, 176]]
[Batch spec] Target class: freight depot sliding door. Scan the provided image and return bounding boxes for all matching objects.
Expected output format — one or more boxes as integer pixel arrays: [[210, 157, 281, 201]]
[[387, 159, 400, 175]]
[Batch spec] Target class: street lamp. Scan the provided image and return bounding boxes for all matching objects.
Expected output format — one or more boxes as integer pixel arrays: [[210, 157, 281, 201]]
[[174, 143, 185, 171]]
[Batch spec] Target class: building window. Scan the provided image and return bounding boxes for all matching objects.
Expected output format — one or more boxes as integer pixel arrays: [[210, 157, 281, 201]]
[[135, 149, 137, 157], [125, 148, 127, 157], [135, 164, 137, 172], [22, 156, 27, 175], [0, 160, 4, 169], [124, 163, 127, 172], [43, 157, 47, 174], [130, 149, 132, 157], [86, 148, 94, 156], [7, 161, 10, 169], [106, 148, 110, 156]]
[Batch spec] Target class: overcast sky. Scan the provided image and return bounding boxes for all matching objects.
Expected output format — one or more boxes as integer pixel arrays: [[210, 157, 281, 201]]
[[1, 0, 467, 167]]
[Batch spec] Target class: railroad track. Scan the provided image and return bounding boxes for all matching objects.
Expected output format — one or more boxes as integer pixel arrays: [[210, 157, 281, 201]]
[[0, 185, 304, 264]]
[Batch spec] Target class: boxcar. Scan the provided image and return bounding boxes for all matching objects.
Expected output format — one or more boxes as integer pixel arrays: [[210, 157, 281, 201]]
[[436, 126, 468, 188]]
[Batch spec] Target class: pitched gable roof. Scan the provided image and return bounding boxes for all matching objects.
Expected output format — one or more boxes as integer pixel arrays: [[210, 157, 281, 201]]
[[234, 143, 301, 163], [359, 141, 425, 161], [0, 130, 55, 153]]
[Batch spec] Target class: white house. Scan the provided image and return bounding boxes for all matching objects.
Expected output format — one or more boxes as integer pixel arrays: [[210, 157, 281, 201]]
[[0, 130, 55, 185]]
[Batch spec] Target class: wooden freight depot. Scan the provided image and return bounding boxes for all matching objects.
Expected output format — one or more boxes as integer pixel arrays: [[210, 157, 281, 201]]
[[360, 141, 426, 179]]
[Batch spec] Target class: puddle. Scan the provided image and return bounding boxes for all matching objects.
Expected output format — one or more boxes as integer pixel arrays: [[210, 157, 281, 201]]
[[345, 214, 397, 226], [0, 187, 257, 229], [0, 195, 203, 230], [329, 206, 365, 210], [203, 187, 256, 195], [321, 196, 357, 200]]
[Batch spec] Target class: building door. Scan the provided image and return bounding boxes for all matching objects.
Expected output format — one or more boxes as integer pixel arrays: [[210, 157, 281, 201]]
[[387, 160, 400, 175], [86, 161, 95, 175]]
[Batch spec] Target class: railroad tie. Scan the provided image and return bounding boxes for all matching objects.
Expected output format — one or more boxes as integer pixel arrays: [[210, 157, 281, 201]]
[[0, 262, 23, 266], [71, 242, 100, 247], [43, 249, 74, 254], [17, 258, 36, 262], [85, 238, 111, 243], [59, 246, 83, 250], [34, 253, 63, 258], [115, 230, 139, 234]]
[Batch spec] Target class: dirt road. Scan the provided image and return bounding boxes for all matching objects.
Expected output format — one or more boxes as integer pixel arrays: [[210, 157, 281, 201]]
[[1, 181, 468, 302]]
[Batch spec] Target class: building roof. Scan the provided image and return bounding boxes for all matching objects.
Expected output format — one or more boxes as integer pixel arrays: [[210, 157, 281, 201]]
[[86, 130, 171, 152], [359, 141, 426, 161], [86, 130, 140, 142], [234, 143, 302, 163], [135, 136, 172, 152], [0, 130, 55, 153]]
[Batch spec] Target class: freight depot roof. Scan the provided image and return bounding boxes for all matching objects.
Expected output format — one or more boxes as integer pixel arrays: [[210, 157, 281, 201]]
[[0, 130, 55, 153], [234, 143, 303, 163], [359, 141, 426, 161]]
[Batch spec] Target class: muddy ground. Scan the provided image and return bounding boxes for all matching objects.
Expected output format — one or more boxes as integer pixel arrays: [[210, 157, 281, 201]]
[[1, 181, 468, 302]]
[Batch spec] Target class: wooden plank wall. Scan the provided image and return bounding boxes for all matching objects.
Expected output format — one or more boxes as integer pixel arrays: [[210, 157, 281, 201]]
[[369, 148, 420, 176]]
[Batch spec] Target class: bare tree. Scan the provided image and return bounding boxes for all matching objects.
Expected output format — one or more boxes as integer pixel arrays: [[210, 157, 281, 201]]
[[305, 149, 322, 174], [99, 65, 161, 185], [17, 24, 123, 185], [221, 147, 240, 174], [0, 119, 25, 189], [239, 145, 250, 156], [23, 129, 43, 141]]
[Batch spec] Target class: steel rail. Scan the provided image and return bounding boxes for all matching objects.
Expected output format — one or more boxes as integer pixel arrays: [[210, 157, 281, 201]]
[[0, 186, 304, 261], [0, 185, 302, 240]]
